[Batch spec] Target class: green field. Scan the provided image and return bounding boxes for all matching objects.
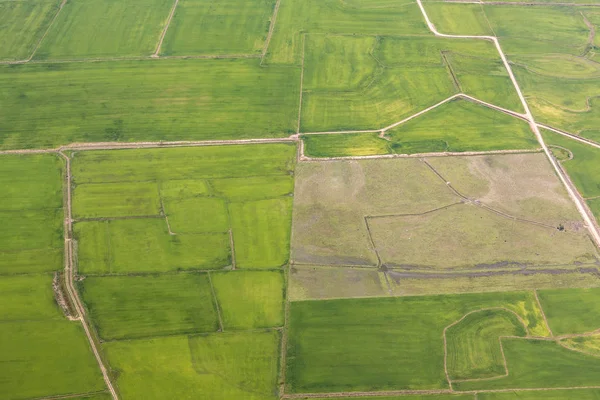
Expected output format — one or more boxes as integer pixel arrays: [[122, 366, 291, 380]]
[[36, 0, 172, 59], [286, 291, 546, 393], [80, 274, 219, 340], [104, 331, 281, 399], [0, 59, 299, 149], [479, 390, 600, 400], [538, 287, 600, 335], [302, 133, 393, 157], [301, 35, 522, 132], [0, 0, 61, 61], [161, 0, 276, 56]]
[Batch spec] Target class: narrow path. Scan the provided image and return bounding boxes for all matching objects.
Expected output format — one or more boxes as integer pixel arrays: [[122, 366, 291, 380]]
[[261, 0, 282, 62], [207, 272, 224, 332], [538, 123, 600, 150], [152, 0, 180, 57], [534, 289, 554, 337], [416, 0, 600, 248], [581, 11, 596, 57], [57, 152, 119, 400]]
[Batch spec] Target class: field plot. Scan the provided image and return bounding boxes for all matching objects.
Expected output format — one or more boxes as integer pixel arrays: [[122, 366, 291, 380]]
[[285, 291, 549, 393], [479, 390, 600, 400], [35, 0, 173, 59], [0, 0, 61, 61], [291, 154, 597, 274], [538, 287, 600, 335], [161, 0, 276, 56], [0, 59, 299, 150], [104, 331, 280, 399], [266, 0, 430, 65], [542, 130, 600, 223], [0, 155, 106, 399], [300, 35, 523, 132]]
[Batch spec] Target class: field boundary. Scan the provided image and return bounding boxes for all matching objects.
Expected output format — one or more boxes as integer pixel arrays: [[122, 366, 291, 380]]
[[207, 272, 224, 332], [57, 152, 118, 399], [261, 0, 282, 62], [152, 0, 180, 57], [416, 0, 600, 248], [433, 0, 600, 5], [34, 390, 111, 400]]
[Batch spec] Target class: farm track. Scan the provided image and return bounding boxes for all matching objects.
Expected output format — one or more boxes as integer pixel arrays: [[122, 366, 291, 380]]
[[57, 152, 118, 400], [416, 0, 600, 248], [152, 0, 180, 57], [261, 0, 282, 62], [34, 390, 110, 400]]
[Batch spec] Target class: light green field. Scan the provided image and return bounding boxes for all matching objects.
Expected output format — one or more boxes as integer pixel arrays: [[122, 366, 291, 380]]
[[454, 338, 600, 390], [301, 35, 523, 132], [211, 175, 294, 201], [36, 0, 172, 59], [479, 389, 600, 400], [310, 396, 473, 400], [0, 154, 64, 275], [302, 133, 392, 157], [0, 60, 299, 149], [286, 291, 546, 393], [104, 331, 280, 399], [446, 309, 526, 380], [74, 219, 230, 274], [266, 0, 430, 65], [80, 274, 218, 340], [229, 198, 292, 268], [542, 129, 600, 199], [423, 3, 493, 36], [0, 274, 61, 321], [561, 334, 600, 357], [73, 182, 161, 219], [386, 99, 536, 154], [164, 197, 229, 234], [161, 0, 275, 56], [71, 145, 296, 184], [0, 0, 60, 61], [211, 270, 285, 330], [538, 287, 600, 335]]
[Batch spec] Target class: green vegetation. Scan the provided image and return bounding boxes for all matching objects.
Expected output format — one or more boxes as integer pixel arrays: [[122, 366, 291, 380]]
[[561, 334, 600, 357], [286, 291, 546, 393], [211, 175, 294, 201], [104, 331, 280, 399], [302, 133, 392, 157], [479, 390, 600, 400], [310, 396, 473, 400], [162, 0, 275, 56], [538, 287, 600, 335], [36, 0, 172, 59], [211, 270, 285, 329], [229, 198, 292, 268], [80, 274, 219, 340], [0, 0, 60, 61], [454, 339, 600, 390], [0, 274, 61, 321], [266, 0, 430, 65], [73, 182, 161, 219], [386, 99, 536, 154], [164, 197, 229, 234], [301, 35, 522, 132], [446, 309, 526, 380], [74, 219, 230, 274], [424, 4, 493, 36], [0, 59, 299, 149]]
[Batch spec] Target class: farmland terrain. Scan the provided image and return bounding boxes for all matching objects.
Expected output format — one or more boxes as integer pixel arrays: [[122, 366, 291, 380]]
[[2, 0, 600, 399]]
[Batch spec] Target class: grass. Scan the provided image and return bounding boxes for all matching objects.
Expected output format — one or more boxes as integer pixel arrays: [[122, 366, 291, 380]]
[[71, 145, 296, 184], [74, 219, 231, 274], [73, 182, 161, 219], [561, 334, 600, 357], [161, 0, 276, 56], [424, 3, 493, 36], [446, 309, 526, 380], [300, 35, 523, 133], [454, 338, 600, 390], [229, 198, 293, 268], [307, 397, 472, 400], [538, 287, 600, 335], [0, 154, 64, 275], [35, 0, 173, 59], [479, 389, 600, 399], [0, 59, 299, 149], [211, 270, 285, 330], [159, 179, 210, 200], [104, 331, 280, 399], [286, 291, 546, 393], [80, 274, 219, 340], [266, 0, 430, 65], [211, 175, 294, 201], [0, 320, 106, 399], [0, 274, 61, 321], [0, 0, 61, 61], [302, 133, 393, 157], [164, 197, 229, 233], [542, 129, 600, 198], [386, 99, 536, 154]]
